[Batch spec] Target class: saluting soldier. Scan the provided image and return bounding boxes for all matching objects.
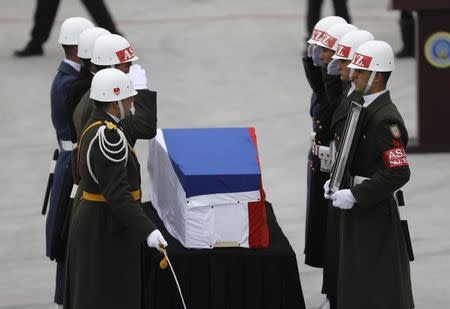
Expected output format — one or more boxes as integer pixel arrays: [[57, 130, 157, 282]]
[[316, 22, 358, 141], [64, 68, 167, 309], [325, 41, 414, 309], [72, 34, 152, 140], [327, 29, 375, 135], [65, 34, 157, 247], [46, 17, 93, 308], [302, 15, 346, 270], [318, 28, 374, 309]]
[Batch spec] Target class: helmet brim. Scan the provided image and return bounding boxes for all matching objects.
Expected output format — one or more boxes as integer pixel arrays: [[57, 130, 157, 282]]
[[331, 54, 350, 60]]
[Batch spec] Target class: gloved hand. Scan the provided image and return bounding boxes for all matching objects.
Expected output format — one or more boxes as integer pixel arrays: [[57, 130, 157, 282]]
[[330, 189, 356, 209], [312, 45, 323, 67], [147, 229, 168, 249], [327, 58, 340, 76], [307, 44, 314, 58], [323, 179, 332, 199], [128, 64, 148, 90]]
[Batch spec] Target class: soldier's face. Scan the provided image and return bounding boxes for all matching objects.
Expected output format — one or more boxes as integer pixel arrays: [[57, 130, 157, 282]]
[[115, 62, 132, 74], [319, 47, 335, 64], [353, 69, 371, 92], [337, 59, 351, 81]]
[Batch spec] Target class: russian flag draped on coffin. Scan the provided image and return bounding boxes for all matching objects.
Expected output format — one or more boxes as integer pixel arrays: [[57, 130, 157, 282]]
[[147, 128, 269, 249]]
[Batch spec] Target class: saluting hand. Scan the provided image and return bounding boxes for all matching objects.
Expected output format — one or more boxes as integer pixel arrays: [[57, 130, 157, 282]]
[[128, 64, 148, 90], [327, 59, 340, 76], [312, 45, 323, 67]]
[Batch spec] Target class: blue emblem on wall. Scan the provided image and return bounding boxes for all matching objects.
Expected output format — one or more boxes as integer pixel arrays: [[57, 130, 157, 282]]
[[424, 32, 450, 69]]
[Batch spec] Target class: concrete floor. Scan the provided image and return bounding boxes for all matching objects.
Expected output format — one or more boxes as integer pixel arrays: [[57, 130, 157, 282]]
[[0, 0, 449, 308]]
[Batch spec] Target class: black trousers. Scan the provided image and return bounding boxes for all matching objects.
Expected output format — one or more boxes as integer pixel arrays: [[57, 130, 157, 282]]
[[30, 0, 118, 45], [399, 10, 415, 50], [306, 0, 351, 36]]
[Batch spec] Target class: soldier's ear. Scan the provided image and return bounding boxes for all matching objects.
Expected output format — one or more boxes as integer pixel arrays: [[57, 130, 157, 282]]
[[373, 72, 383, 86]]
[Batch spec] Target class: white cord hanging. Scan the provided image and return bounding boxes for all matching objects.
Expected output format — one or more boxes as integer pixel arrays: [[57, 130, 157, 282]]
[[86, 125, 129, 184], [162, 250, 188, 309]]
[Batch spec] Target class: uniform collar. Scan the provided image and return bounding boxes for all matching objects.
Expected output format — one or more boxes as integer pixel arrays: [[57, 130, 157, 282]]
[[106, 112, 121, 124], [91, 107, 118, 125], [363, 89, 388, 108], [347, 82, 355, 97], [64, 58, 81, 72], [58, 60, 79, 76]]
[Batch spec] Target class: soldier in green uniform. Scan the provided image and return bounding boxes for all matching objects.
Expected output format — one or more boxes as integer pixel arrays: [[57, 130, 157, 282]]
[[64, 68, 167, 309], [68, 34, 156, 222], [72, 33, 153, 140], [325, 40, 414, 309], [319, 29, 374, 309]]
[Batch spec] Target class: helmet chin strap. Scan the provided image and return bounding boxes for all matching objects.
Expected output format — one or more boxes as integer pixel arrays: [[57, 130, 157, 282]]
[[348, 68, 355, 81], [363, 71, 376, 94], [117, 100, 126, 120]]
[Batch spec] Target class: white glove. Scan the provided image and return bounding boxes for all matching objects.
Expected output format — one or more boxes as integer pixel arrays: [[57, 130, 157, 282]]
[[330, 189, 356, 210], [323, 179, 332, 199], [318, 298, 330, 309], [327, 58, 340, 76], [307, 44, 314, 58], [128, 64, 148, 90], [312, 45, 323, 67], [146, 229, 168, 249]]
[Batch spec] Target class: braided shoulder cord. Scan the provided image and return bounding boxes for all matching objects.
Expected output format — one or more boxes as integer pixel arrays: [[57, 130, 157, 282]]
[[86, 125, 129, 184]]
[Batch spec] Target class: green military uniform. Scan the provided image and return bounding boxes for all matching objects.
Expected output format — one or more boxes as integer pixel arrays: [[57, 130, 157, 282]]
[[70, 89, 157, 216], [72, 89, 92, 139], [64, 89, 158, 309], [336, 91, 414, 309], [321, 82, 360, 300]]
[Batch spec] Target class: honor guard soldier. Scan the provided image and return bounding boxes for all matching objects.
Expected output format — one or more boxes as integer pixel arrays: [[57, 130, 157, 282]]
[[302, 16, 346, 309], [45, 16, 93, 308], [66, 27, 111, 142], [302, 15, 346, 266], [64, 68, 167, 309], [45, 28, 112, 268], [312, 24, 365, 309], [316, 22, 358, 141], [324, 41, 415, 309], [66, 35, 157, 251], [73, 34, 153, 139]]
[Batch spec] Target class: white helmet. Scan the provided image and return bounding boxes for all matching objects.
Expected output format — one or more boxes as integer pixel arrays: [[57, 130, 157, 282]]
[[347, 40, 395, 72], [58, 17, 94, 45], [90, 68, 138, 102], [332, 30, 375, 61], [307, 16, 347, 45], [91, 34, 139, 66], [317, 23, 358, 51], [77, 27, 111, 59]]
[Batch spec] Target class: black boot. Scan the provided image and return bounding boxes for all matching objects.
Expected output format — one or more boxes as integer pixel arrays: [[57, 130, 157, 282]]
[[396, 13, 415, 58], [14, 41, 44, 57]]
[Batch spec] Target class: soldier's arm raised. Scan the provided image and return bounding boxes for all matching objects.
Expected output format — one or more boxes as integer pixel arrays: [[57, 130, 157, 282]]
[[119, 65, 157, 144]]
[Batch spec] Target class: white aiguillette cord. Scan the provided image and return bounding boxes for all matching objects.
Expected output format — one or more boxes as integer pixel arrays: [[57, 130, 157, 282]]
[[160, 247, 187, 309]]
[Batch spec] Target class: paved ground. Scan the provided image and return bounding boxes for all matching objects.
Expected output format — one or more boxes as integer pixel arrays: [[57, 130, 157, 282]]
[[1, 0, 449, 308]]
